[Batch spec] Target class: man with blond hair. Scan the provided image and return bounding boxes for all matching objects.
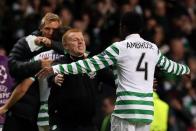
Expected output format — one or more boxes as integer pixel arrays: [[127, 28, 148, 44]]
[[2, 12, 63, 131]]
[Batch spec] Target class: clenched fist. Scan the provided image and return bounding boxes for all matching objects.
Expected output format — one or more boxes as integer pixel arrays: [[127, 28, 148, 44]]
[[35, 37, 52, 47]]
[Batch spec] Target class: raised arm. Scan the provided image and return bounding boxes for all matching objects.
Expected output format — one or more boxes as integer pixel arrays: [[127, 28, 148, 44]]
[[156, 50, 190, 75], [8, 38, 43, 80], [52, 44, 119, 75], [36, 44, 119, 78], [27, 35, 64, 54]]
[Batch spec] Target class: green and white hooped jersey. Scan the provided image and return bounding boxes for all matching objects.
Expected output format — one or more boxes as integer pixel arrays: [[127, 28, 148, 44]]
[[52, 34, 190, 124]]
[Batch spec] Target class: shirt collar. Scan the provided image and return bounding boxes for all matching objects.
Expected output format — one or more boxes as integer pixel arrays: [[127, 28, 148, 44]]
[[69, 52, 89, 61], [69, 55, 85, 61], [125, 34, 140, 40]]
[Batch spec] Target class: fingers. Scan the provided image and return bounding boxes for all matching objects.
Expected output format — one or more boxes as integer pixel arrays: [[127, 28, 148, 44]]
[[35, 69, 43, 79], [0, 106, 7, 115], [55, 74, 64, 86], [56, 76, 64, 83], [34, 37, 51, 47], [41, 59, 53, 68], [57, 77, 64, 82], [56, 83, 62, 86], [35, 37, 42, 45], [37, 69, 48, 79], [36, 67, 54, 79], [42, 38, 47, 43], [41, 38, 49, 45], [57, 74, 64, 79], [40, 37, 51, 47], [35, 37, 45, 43]]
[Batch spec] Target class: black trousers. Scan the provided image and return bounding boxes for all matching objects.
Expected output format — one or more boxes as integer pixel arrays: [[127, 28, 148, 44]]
[[49, 124, 97, 131], [2, 113, 38, 131], [49, 115, 97, 131]]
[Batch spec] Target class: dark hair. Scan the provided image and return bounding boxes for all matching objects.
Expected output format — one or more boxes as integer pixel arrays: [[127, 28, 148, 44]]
[[120, 12, 144, 35], [52, 26, 71, 41]]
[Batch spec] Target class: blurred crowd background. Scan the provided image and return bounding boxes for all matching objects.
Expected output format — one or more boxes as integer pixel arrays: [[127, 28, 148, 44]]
[[0, 0, 196, 131]]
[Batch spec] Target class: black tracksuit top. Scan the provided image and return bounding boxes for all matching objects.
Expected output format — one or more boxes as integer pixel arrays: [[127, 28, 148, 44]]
[[48, 54, 97, 126]]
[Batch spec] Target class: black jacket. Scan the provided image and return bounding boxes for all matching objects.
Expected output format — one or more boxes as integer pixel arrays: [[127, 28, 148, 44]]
[[48, 54, 97, 126], [8, 30, 64, 122], [8, 31, 64, 80], [48, 54, 115, 127]]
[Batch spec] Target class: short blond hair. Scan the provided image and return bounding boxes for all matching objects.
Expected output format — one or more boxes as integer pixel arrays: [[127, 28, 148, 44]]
[[40, 12, 61, 29], [62, 28, 82, 44]]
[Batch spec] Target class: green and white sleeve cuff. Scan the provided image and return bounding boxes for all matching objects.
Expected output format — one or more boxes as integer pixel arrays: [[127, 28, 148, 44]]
[[52, 65, 62, 74]]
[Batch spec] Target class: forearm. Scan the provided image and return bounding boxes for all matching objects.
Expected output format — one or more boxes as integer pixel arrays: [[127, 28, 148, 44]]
[[157, 52, 190, 75], [52, 55, 115, 74], [8, 59, 41, 79], [52, 44, 119, 74], [3, 78, 34, 110]]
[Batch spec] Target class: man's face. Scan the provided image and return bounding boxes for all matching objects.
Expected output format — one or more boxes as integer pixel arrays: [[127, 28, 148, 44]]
[[41, 21, 60, 39], [64, 32, 86, 57]]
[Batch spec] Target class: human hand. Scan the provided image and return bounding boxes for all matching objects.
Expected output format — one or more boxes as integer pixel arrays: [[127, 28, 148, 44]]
[[35, 37, 44, 45], [41, 58, 53, 68], [54, 74, 64, 86], [35, 37, 51, 47], [36, 67, 54, 79], [0, 106, 8, 115]]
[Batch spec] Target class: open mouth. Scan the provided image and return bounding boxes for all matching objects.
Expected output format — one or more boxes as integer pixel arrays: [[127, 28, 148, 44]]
[[78, 46, 84, 49]]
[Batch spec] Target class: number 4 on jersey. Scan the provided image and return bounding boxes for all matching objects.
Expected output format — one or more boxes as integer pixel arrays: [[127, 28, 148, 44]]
[[136, 53, 148, 80]]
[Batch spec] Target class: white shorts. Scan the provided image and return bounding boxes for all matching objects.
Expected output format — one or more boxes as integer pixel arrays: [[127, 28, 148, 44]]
[[111, 115, 150, 131]]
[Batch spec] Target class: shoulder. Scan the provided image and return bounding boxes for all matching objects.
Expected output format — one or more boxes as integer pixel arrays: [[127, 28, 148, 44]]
[[143, 39, 159, 52], [30, 30, 42, 36], [112, 41, 122, 47], [11, 37, 28, 52], [17, 37, 28, 45], [107, 42, 121, 52]]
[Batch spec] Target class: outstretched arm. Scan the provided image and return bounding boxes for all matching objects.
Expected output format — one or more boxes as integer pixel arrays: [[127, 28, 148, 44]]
[[37, 44, 119, 78], [0, 78, 35, 115], [54, 45, 119, 74], [156, 50, 190, 75]]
